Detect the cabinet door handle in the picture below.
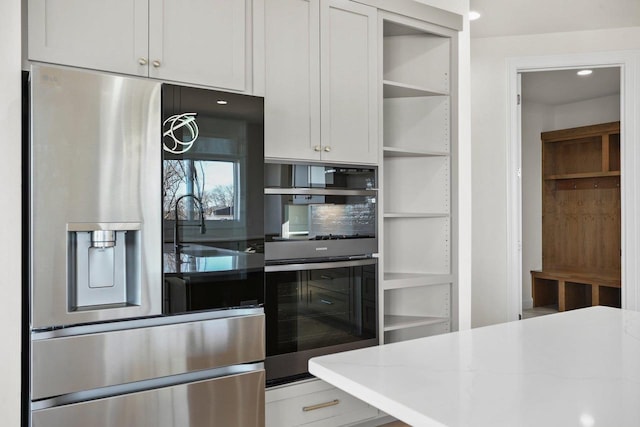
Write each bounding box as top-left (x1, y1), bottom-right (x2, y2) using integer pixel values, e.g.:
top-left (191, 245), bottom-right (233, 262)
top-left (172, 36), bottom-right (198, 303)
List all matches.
top-left (138, 57), bottom-right (148, 66)
top-left (152, 60), bottom-right (162, 68)
top-left (302, 399), bottom-right (340, 412)
top-left (324, 146), bottom-right (332, 152)
top-left (314, 145), bottom-right (321, 152)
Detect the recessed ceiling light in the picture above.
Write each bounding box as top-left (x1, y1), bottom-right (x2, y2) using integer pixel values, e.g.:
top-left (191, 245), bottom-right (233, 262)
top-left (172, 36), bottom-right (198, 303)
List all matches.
top-left (469, 11), bottom-right (481, 21)
top-left (217, 100), bottom-right (228, 105)
top-left (577, 69), bottom-right (593, 76)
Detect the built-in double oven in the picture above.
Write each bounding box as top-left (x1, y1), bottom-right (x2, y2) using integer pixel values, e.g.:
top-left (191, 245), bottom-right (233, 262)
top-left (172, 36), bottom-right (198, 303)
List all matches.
top-left (264, 163), bottom-right (379, 385)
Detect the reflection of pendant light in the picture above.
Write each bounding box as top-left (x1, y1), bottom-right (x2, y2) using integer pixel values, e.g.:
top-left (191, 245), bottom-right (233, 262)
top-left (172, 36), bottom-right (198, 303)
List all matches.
top-left (163, 113), bottom-right (199, 154)
top-left (577, 69), bottom-right (593, 76)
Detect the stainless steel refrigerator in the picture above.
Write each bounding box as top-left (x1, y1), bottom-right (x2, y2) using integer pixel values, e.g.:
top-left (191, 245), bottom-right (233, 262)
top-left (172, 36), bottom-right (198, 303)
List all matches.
top-left (27, 64), bottom-right (265, 427)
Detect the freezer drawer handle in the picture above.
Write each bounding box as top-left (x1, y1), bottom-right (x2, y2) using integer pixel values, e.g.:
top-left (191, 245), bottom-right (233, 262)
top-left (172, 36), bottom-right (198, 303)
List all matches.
top-left (302, 399), bottom-right (340, 412)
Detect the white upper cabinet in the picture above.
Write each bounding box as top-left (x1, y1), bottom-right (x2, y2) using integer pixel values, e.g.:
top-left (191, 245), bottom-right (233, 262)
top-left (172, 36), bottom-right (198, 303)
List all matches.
top-left (148, 0), bottom-right (246, 91)
top-left (28, 0), bottom-right (149, 77)
top-left (28, 0), bottom-right (259, 93)
top-left (264, 0), bottom-right (321, 161)
top-left (264, 0), bottom-right (378, 164)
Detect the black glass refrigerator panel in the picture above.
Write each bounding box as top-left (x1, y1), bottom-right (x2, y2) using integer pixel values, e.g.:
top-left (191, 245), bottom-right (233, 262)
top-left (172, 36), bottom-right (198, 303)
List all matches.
top-left (162, 84), bottom-right (264, 314)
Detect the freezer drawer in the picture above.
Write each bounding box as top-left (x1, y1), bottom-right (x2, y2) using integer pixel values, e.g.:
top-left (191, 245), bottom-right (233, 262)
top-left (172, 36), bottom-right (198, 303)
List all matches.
top-left (32, 314), bottom-right (264, 400)
top-left (32, 369), bottom-right (265, 427)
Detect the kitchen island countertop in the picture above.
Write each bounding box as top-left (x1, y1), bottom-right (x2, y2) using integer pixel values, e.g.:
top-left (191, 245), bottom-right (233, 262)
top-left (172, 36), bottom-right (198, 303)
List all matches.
top-left (309, 306), bottom-right (640, 426)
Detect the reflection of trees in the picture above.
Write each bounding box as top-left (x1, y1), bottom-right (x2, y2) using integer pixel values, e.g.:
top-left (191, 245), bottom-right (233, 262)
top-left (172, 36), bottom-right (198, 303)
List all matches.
top-left (163, 159), bottom-right (235, 220)
top-left (204, 184), bottom-right (234, 215)
top-left (163, 160), bottom-right (188, 219)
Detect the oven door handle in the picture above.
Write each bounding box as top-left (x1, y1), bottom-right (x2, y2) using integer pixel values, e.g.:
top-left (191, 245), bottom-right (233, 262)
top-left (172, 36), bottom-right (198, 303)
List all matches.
top-left (265, 258), bottom-right (376, 272)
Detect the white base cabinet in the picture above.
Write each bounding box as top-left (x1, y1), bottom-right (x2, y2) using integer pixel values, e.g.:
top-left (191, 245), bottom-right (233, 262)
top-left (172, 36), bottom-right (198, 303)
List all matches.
top-left (266, 379), bottom-right (380, 427)
top-left (264, 0), bottom-right (378, 164)
top-left (28, 0), bottom-right (262, 93)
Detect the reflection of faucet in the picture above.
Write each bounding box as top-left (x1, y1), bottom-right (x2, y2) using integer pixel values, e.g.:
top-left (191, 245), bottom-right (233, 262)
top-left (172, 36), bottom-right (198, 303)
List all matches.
top-left (174, 194), bottom-right (206, 253)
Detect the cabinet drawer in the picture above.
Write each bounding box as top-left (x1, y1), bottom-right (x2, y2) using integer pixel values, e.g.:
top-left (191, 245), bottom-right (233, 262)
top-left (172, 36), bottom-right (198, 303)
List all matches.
top-left (33, 369), bottom-right (265, 427)
top-left (266, 379), bottom-right (378, 426)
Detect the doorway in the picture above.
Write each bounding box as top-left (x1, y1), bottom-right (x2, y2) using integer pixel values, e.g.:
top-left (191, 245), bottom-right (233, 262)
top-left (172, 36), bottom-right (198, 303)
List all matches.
top-left (520, 67), bottom-right (621, 318)
top-left (506, 51), bottom-right (640, 321)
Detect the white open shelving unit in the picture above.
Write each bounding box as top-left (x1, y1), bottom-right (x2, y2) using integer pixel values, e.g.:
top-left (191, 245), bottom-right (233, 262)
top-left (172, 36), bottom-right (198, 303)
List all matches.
top-left (378, 14), bottom-right (458, 344)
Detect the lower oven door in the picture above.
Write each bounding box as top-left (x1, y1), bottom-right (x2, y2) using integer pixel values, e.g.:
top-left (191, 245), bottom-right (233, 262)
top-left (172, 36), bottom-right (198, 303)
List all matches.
top-left (265, 258), bottom-right (378, 385)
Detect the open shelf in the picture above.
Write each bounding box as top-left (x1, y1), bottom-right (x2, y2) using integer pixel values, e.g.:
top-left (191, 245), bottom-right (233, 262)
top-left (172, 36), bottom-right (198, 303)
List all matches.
top-left (380, 14), bottom-right (456, 344)
top-left (384, 217), bottom-right (450, 275)
top-left (384, 156), bottom-right (449, 214)
top-left (383, 314), bottom-right (449, 331)
top-left (383, 29), bottom-right (450, 93)
top-left (383, 96), bottom-right (449, 153)
top-left (383, 147), bottom-right (448, 157)
top-left (384, 212), bottom-right (448, 218)
top-left (383, 80), bottom-right (448, 98)
top-left (384, 273), bottom-right (453, 290)
top-left (544, 171), bottom-right (620, 180)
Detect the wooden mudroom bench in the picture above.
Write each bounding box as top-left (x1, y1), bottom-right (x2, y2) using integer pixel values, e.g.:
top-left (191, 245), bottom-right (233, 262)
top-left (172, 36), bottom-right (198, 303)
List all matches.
top-left (531, 270), bottom-right (621, 312)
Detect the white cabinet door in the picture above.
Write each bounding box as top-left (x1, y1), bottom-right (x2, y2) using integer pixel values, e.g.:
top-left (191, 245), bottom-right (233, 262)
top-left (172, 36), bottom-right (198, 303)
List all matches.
top-left (28, 0), bottom-right (148, 77)
top-left (264, 0), bottom-right (321, 161)
top-left (148, 0), bottom-right (248, 91)
top-left (29, 0), bottom-right (255, 92)
top-left (264, 0), bottom-right (377, 165)
top-left (320, 0), bottom-right (378, 165)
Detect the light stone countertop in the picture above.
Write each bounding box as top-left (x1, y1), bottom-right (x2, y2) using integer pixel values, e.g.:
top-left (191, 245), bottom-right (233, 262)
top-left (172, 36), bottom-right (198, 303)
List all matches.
top-left (309, 306), bottom-right (640, 427)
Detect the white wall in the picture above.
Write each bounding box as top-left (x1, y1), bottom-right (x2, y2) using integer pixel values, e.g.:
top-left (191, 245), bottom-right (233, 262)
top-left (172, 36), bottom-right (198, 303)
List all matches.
top-left (417, 0), bottom-right (472, 330)
top-left (0, 0), bottom-right (22, 424)
top-left (552, 94), bottom-right (620, 129)
top-left (520, 101), bottom-right (553, 308)
top-left (520, 94), bottom-right (620, 309)
top-left (471, 27), bottom-right (640, 327)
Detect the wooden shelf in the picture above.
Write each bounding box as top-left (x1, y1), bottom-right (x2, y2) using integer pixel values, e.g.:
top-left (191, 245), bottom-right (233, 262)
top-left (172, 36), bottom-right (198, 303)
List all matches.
top-left (383, 80), bottom-right (448, 98)
top-left (541, 122), bottom-right (621, 283)
top-left (531, 270), bottom-right (621, 311)
top-left (383, 147), bottom-right (448, 157)
top-left (544, 171), bottom-right (620, 180)
top-left (383, 315), bottom-right (449, 331)
top-left (384, 273), bottom-right (453, 290)
top-left (384, 212), bottom-right (448, 219)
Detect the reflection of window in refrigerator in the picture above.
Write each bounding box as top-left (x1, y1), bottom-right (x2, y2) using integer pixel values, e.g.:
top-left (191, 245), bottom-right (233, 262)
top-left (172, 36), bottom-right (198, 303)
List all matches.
top-left (164, 159), bottom-right (238, 221)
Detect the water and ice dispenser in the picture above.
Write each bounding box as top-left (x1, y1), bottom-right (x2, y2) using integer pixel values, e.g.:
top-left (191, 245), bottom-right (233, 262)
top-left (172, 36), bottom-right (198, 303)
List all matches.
top-left (68, 225), bottom-right (142, 310)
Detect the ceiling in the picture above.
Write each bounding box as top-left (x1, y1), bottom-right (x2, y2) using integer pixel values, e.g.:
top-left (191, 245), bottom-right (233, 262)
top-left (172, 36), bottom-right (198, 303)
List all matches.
top-left (521, 67), bottom-right (620, 106)
top-left (469, 0), bottom-right (640, 38)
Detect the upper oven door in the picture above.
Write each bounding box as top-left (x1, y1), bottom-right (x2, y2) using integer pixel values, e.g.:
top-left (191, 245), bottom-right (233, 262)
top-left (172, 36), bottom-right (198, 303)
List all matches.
top-left (264, 163), bottom-right (377, 261)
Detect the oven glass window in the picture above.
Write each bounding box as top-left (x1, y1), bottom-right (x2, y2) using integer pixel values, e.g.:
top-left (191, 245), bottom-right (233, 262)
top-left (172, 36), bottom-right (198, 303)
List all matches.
top-left (266, 263), bottom-right (377, 357)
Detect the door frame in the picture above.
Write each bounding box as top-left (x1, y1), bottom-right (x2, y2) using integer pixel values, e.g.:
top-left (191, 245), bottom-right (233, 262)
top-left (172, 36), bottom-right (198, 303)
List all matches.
top-left (506, 50), bottom-right (640, 320)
